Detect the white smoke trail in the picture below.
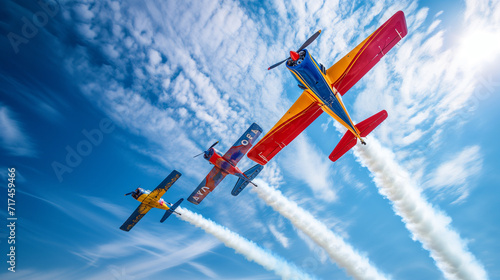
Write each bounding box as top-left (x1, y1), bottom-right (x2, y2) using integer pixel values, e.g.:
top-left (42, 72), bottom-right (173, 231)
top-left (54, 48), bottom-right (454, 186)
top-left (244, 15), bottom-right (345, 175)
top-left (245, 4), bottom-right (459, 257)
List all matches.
top-left (252, 179), bottom-right (388, 280)
top-left (177, 207), bottom-right (316, 280)
top-left (355, 137), bottom-right (487, 280)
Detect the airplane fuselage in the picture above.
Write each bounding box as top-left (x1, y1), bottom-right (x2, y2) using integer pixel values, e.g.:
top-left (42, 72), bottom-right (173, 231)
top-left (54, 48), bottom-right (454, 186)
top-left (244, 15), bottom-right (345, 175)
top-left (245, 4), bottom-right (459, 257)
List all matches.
top-left (205, 148), bottom-right (244, 176)
top-left (131, 188), bottom-right (170, 210)
top-left (286, 49), bottom-right (360, 138)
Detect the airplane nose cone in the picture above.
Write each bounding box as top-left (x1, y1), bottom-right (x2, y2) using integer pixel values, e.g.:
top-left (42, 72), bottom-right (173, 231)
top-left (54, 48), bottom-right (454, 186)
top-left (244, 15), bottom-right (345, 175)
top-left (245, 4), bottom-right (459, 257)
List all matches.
top-left (290, 50), bottom-right (300, 61)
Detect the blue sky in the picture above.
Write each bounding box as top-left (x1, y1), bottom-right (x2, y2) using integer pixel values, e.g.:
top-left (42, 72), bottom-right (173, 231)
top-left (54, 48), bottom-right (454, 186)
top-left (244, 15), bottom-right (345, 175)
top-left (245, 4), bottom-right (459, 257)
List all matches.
top-left (1, 0), bottom-right (499, 279)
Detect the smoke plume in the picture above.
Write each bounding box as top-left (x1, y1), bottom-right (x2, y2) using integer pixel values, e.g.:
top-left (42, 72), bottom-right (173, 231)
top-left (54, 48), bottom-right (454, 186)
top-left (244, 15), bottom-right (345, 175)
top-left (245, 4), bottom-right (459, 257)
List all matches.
top-left (253, 179), bottom-right (388, 280)
top-left (355, 137), bottom-right (487, 280)
top-left (177, 207), bottom-right (316, 280)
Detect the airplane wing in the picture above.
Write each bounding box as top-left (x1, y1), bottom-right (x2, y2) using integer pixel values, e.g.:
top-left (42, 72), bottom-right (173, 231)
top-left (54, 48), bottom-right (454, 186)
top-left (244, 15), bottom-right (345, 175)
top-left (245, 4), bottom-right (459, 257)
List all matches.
top-left (222, 123), bottom-right (263, 166)
top-left (187, 167), bottom-right (227, 205)
top-left (142, 170), bottom-right (181, 204)
top-left (119, 203), bottom-right (152, 232)
top-left (325, 10), bottom-right (408, 96)
top-left (247, 91), bottom-right (323, 165)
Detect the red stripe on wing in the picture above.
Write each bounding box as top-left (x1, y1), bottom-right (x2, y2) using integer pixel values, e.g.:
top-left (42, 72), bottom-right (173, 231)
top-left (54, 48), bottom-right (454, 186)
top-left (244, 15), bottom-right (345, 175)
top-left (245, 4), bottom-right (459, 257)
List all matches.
top-left (327, 11), bottom-right (408, 96)
top-left (248, 93), bottom-right (323, 165)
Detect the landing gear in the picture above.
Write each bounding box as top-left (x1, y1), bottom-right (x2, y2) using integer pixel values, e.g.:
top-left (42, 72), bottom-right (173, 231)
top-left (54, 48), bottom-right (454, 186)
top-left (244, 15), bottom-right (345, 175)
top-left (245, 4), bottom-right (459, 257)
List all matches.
top-left (360, 138), bottom-right (367, 145)
top-left (298, 84), bottom-right (307, 90)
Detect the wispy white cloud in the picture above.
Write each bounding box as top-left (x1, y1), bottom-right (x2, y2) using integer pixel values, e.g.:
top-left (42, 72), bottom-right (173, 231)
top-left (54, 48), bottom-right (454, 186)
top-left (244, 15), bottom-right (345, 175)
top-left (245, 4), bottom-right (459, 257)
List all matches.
top-left (188, 262), bottom-right (219, 279)
top-left (0, 268), bottom-right (78, 280)
top-left (253, 179), bottom-right (388, 280)
top-left (282, 135), bottom-right (337, 202)
top-left (84, 195), bottom-right (130, 218)
top-left (259, 161), bottom-right (284, 187)
top-left (62, 0), bottom-right (288, 180)
top-left (428, 146), bottom-right (482, 204)
top-left (269, 224), bottom-right (290, 248)
top-left (355, 137), bottom-right (487, 280)
top-left (0, 104), bottom-right (36, 157)
top-left (91, 236), bottom-right (220, 279)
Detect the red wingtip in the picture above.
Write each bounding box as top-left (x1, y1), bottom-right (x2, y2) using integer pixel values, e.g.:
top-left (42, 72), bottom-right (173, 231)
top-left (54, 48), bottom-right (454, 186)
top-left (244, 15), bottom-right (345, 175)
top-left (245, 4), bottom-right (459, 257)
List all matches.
top-left (290, 51), bottom-right (300, 61)
top-left (268, 67), bottom-right (271, 70)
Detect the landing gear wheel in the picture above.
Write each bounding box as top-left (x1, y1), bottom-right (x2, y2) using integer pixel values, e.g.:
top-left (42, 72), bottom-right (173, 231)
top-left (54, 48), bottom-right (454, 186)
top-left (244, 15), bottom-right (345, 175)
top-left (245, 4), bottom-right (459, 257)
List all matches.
top-left (320, 64), bottom-right (326, 75)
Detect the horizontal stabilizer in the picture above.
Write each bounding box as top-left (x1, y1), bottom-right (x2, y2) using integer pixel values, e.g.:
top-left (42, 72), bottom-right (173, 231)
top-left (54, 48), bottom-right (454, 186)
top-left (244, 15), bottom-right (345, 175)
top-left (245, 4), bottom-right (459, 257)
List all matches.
top-left (356, 110), bottom-right (388, 137)
top-left (231, 164), bottom-right (264, 196)
top-left (329, 110), bottom-right (387, 162)
top-left (329, 130), bottom-right (357, 162)
top-left (160, 198), bottom-right (183, 223)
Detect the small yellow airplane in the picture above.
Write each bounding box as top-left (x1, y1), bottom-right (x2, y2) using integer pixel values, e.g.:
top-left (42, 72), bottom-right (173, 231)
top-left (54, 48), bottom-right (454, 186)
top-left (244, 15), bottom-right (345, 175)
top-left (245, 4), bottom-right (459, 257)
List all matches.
top-left (120, 170), bottom-right (183, 231)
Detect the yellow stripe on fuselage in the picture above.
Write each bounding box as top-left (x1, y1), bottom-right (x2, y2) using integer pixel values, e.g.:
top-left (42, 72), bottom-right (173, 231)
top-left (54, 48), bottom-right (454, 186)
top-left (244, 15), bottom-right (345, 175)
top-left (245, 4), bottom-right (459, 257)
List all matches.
top-left (307, 52), bottom-right (360, 136)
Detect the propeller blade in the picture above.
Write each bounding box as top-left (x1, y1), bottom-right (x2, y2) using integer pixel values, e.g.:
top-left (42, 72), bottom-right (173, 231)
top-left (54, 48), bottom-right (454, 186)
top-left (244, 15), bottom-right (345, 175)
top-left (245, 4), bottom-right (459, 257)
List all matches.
top-left (267, 30), bottom-right (321, 71)
top-left (297, 30), bottom-right (321, 51)
top-left (268, 57), bottom-right (289, 70)
top-left (209, 141), bottom-right (219, 149)
top-left (193, 151), bottom-right (205, 158)
top-left (124, 192), bottom-right (133, 196)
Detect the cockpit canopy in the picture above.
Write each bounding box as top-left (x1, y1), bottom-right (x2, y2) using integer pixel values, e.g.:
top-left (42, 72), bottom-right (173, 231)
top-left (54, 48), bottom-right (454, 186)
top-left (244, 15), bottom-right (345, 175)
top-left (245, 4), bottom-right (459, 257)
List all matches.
top-left (132, 188), bottom-right (149, 199)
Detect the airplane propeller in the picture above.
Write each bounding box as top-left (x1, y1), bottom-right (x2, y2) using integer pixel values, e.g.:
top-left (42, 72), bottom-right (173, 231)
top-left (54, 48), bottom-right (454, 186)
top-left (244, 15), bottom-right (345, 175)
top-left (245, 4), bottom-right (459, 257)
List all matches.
top-left (193, 152), bottom-right (204, 158)
top-left (125, 184), bottom-right (141, 196)
top-left (193, 141), bottom-right (219, 158)
top-left (268, 30), bottom-right (321, 70)
top-left (208, 141), bottom-right (219, 149)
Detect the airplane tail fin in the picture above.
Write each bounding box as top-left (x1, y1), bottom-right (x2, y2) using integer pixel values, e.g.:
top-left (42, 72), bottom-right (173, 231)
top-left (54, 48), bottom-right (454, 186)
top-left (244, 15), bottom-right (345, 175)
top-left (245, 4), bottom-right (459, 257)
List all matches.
top-left (231, 164), bottom-right (264, 196)
top-left (329, 110), bottom-right (387, 162)
top-left (160, 198), bottom-right (183, 223)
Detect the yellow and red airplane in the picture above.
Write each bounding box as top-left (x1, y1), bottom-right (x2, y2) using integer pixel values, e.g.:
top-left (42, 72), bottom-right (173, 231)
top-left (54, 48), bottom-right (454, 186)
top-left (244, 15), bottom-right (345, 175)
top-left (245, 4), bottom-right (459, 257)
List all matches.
top-left (248, 11), bottom-right (408, 164)
top-left (120, 170), bottom-right (183, 231)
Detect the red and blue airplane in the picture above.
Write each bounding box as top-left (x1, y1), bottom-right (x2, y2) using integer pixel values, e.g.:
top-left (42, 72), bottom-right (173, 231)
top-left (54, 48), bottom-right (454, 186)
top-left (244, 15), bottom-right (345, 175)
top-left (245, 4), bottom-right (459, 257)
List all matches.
top-left (120, 170), bottom-right (184, 231)
top-left (188, 123), bottom-right (264, 205)
top-left (248, 11), bottom-right (408, 164)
